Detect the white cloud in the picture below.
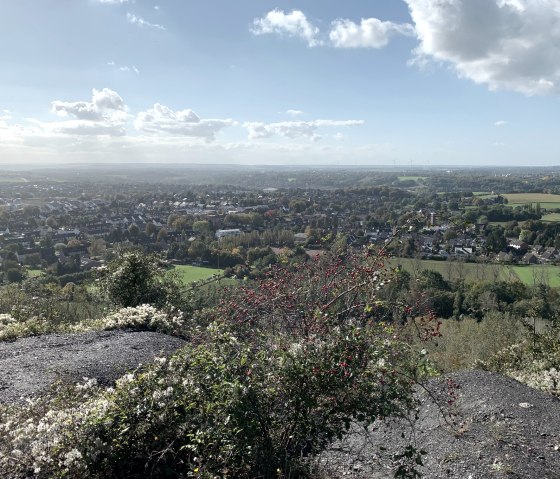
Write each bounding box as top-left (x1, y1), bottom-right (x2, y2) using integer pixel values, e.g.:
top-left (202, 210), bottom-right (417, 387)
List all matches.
top-left (494, 120), bottom-right (507, 127)
top-left (108, 61), bottom-right (139, 74)
top-left (126, 12), bottom-right (165, 30)
top-left (134, 103), bottom-right (234, 141)
top-left (48, 88), bottom-right (127, 136)
top-left (243, 119), bottom-right (364, 141)
top-left (405, 0), bottom-right (560, 95)
top-left (333, 132), bottom-right (347, 141)
top-left (251, 9), bottom-right (321, 47)
top-left (285, 109), bottom-right (305, 117)
top-left (95, 0), bottom-right (129, 3)
top-left (329, 17), bottom-right (414, 49)
top-left (154, 5), bottom-right (160, 11)
top-left (119, 65), bottom-right (140, 74)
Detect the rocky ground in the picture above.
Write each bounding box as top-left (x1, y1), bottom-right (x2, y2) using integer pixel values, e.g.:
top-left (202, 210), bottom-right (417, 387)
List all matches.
top-left (1, 333), bottom-right (559, 478)
top-left (0, 330), bottom-right (185, 404)
top-left (318, 370), bottom-right (560, 478)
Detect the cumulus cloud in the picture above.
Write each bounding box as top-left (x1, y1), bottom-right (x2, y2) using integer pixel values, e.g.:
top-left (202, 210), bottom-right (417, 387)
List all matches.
top-left (243, 119), bottom-right (364, 141)
top-left (252, 10), bottom-right (414, 49)
top-left (134, 103), bottom-right (234, 141)
top-left (251, 9), bottom-right (321, 47)
top-left (405, 0), bottom-right (560, 95)
top-left (329, 17), bottom-right (414, 49)
top-left (126, 12), bottom-right (165, 30)
top-left (48, 88), bottom-right (127, 136)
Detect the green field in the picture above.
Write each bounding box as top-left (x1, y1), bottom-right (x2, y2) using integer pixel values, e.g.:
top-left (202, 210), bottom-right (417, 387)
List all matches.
top-left (173, 265), bottom-right (224, 283)
top-left (397, 176), bottom-right (427, 181)
top-left (510, 265), bottom-right (560, 287)
top-left (390, 258), bottom-right (560, 287)
top-left (26, 268), bottom-right (44, 278)
top-left (541, 213), bottom-right (560, 223)
top-left (503, 193), bottom-right (560, 209)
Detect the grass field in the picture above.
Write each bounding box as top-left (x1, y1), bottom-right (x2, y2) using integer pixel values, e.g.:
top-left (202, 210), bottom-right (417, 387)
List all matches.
top-left (173, 265), bottom-right (224, 284)
top-left (26, 269), bottom-right (44, 278)
top-left (390, 258), bottom-right (560, 287)
top-left (502, 193), bottom-right (560, 209)
top-left (509, 265), bottom-right (560, 287)
top-left (541, 213), bottom-right (560, 223)
top-left (397, 176), bottom-right (427, 181)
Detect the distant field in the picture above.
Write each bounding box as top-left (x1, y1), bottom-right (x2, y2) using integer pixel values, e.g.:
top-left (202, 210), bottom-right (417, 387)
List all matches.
top-left (390, 258), bottom-right (560, 287)
top-left (503, 193), bottom-right (560, 209)
top-left (26, 269), bottom-right (44, 278)
top-left (472, 191), bottom-right (492, 196)
top-left (398, 176), bottom-right (427, 181)
top-left (510, 266), bottom-right (560, 287)
top-left (173, 265), bottom-right (224, 284)
top-left (0, 176), bottom-right (28, 183)
top-left (541, 213), bottom-right (560, 223)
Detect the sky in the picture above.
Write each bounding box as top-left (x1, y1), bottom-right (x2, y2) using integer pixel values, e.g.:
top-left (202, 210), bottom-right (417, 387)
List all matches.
top-left (1, 0), bottom-right (560, 166)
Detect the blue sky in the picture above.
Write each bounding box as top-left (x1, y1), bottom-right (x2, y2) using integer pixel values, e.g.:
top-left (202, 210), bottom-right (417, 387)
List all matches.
top-left (1, 0), bottom-right (559, 166)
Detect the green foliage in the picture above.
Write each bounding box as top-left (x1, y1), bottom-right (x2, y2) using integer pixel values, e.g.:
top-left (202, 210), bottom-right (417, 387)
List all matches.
top-left (100, 250), bottom-right (184, 311)
top-left (480, 315), bottom-right (560, 395)
top-left (0, 250), bottom-right (432, 478)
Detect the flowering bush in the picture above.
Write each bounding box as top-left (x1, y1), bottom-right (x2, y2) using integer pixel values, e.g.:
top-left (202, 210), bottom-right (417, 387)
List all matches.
top-left (479, 317), bottom-right (560, 396)
top-left (0, 249), bottom-right (435, 478)
top-left (99, 304), bottom-right (188, 336)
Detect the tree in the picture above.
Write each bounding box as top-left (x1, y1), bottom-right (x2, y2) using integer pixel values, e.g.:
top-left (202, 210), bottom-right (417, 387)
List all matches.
top-left (145, 222), bottom-right (157, 236)
top-left (127, 223), bottom-right (140, 238)
top-left (88, 238), bottom-right (107, 257)
top-left (192, 220), bottom-right (212, 236)
top-left (156, 228), bottom-right (168, 243)
top-left (100, 250), bottom-right (182, 309)
top-left (46, 216), bottom-right (58, 229)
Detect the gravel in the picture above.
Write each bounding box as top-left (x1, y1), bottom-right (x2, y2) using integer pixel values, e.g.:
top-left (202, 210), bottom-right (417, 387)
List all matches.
top-left (0, 330), bottom-right (186, 404)
top-left (318, 370), bottom-right (560, 478)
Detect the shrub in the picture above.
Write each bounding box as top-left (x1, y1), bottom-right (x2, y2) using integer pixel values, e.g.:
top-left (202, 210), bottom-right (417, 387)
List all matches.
top-left (99, 250), bottom-right (187, 312)
top-left (0, 249), bottom-right (435, 478)
top-left (479, 316), bottom-right (560, 395)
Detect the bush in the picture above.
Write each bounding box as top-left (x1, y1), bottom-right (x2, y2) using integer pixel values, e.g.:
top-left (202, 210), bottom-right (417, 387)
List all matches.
top-left (479, 316), bottom-right (560, 395)
top-left (100, 250), bottom-right (187, 312)
top-left (0, 249), bottom-right (434, 478)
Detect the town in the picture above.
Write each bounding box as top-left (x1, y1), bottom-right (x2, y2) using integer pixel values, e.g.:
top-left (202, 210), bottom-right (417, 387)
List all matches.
top-left (1, 165), bottom-right (560, 287)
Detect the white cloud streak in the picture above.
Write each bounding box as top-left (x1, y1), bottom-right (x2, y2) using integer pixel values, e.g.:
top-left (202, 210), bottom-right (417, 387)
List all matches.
top-left (285, 109), bottom-right (305, 117)
top-left (405, 0), bottom-right (560, 95)
top-left (329, 17), bottom-right (414, 49)
top-left (126, 12), bottom-right (165, 30)
top-left (243, 119), bottom-right (364, 141)
top-left (108, 61), bottom-right (139, 74)
top-left (134, 103), bottom-right (234, 141)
